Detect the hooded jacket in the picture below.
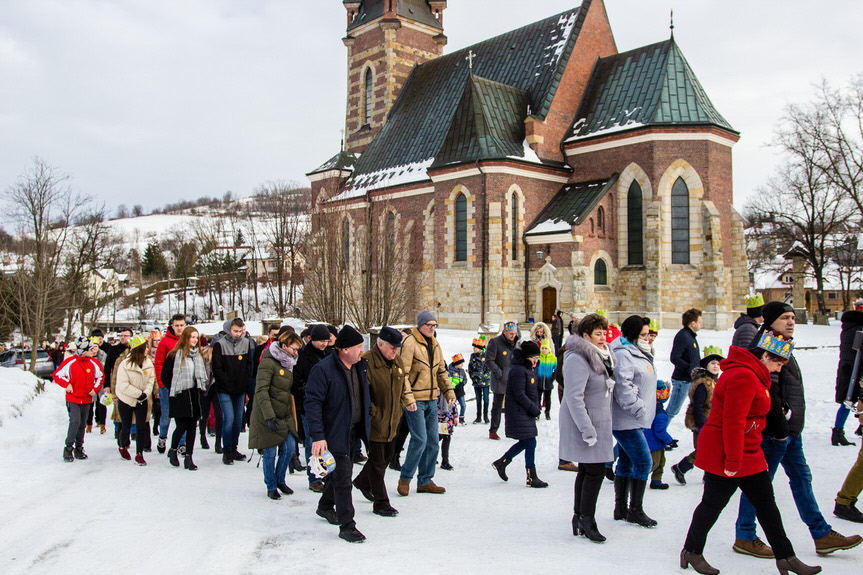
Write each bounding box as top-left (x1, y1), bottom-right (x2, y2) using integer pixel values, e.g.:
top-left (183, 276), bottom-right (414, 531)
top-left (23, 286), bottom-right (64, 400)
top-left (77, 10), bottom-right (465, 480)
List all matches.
top-left (53, 355), bottom-right (104, 404)
top-left (610, 337), bottom-right (657, 431)
top-left (836, 310), bottom-right (863, 404)
top-left (248, 347), bottom-right (298, 450)
top-left (695, 346), bottom-right (771, 477)
top-left (731, 314), bottom-right (760, 349)
top-left (685, 367), bottom-right (716, 431)
top-left (212, 333), bottom-right (253, 395)
top-left (114, 355), bottom-right (156, 408)
top-left (504, 347), bottom-right (541, 440)
top-left (486, 331), bottom-right (520, 395)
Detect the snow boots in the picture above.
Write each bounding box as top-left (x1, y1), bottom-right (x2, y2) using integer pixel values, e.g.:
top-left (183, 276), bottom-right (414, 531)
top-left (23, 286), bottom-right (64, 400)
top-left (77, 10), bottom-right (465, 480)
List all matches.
top-left (168, 448), bottom-right (180, 467)
top-left (832, 428), bottom-right (855, 446)
top-left (63, 446), bottom-right (74, 462)
top-left (73, 447), bottom-right (87, 460)
top-left (626, 479), bottom-right (657, 527)
top-left (200, 434), bottom-right (209, 450)
top-left (526, 467), bottom-right (548, 488)
top-left (492, 455), bottom-right (511, 481)
top-left (613, 475), bottom-right (629, 520)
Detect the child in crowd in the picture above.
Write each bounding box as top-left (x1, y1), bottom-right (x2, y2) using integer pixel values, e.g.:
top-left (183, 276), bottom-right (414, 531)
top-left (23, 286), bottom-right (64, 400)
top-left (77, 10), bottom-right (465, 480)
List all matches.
top-left (468, 336), bottom-right (491, 424)
top-left (530, 322), bottom-right (556, 420)
top-left (53, 336), bottom-right (105, 462)
top-left (438, 389), bottom-right (459, 470)
top-left (644, 380), bottom-right (675, 489)
top-left (448, 354), bottom-right (468, 425)
top-left (671, 346), bottom-right (723, 485)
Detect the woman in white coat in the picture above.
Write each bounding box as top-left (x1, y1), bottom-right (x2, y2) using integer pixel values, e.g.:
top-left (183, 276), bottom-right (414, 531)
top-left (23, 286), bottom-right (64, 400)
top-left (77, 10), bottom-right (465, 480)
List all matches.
top-left (115, 334), bottom-right (157, 465)
top-left (559, 313), bottom-right (615, 542)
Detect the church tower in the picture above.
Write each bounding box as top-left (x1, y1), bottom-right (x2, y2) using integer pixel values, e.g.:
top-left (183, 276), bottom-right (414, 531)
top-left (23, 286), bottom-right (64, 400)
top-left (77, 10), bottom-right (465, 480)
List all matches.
top-left (342, 0), bottom-right (447, 153)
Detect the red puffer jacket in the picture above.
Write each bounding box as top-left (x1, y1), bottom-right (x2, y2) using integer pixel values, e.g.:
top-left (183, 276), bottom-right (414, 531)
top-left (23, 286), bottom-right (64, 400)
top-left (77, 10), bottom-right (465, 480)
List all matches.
top-left (154, 327), bottom-right (180, 388)
top-left (695, 346), bottom-right (772, 477)
top-left (52, 356), bottom-right (104, 404)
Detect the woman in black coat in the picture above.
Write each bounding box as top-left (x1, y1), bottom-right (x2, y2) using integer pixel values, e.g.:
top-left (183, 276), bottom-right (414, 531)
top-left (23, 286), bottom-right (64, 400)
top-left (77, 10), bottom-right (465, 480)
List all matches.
top-left (834, 307), bottom-right (863, 445)
top-left (491, 341), bottom-right (547, 488)
top-left (161, 327), bottom-right (208, 470)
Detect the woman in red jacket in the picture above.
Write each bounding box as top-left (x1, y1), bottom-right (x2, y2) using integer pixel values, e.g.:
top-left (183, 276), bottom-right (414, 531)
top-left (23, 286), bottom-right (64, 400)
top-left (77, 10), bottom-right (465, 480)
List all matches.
top-left (680, 333), bottom-right (820, 575)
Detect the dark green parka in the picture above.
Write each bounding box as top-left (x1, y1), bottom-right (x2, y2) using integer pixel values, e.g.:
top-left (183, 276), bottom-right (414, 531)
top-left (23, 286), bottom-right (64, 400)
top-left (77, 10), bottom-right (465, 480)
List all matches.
top-left (248, 347), bottom-right (298, 450)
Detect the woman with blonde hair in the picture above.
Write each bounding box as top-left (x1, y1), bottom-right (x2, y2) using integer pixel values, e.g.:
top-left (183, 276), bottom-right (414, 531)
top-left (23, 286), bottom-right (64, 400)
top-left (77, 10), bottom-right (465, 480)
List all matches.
top-left (114, 334), bottom-right (157, 465)
top-left (530, 322), bottom-right (556, 420)
top-left (160, 326), bottom-right (208, 470)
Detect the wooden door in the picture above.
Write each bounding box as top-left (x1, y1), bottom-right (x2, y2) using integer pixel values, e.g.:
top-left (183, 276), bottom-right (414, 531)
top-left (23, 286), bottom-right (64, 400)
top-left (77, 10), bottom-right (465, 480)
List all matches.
top-left (542, 287), bottom-right (557, 324)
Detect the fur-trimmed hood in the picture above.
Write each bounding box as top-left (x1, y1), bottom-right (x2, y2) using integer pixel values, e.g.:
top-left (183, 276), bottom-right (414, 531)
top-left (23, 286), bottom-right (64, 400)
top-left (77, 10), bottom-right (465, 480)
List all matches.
top-left (564, 333), bottom-right (607, 375)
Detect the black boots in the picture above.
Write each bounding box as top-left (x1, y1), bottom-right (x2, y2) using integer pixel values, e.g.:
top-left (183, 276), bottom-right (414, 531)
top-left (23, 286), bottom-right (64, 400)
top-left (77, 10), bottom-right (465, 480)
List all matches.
top-left (492, 456), bottom-right (511, 481)
top-left (63, 446), bottom-right (74, 462)
top-left (613, 475), bottom-right (629, 520)
top-left (680, 550), bottom-right (719, 574)
top-left (526, 467), bottom-right (548, 488)
top-left (168, 448), bottom-right (180, 467)
top-left (289, 454), bottom-right (305, 473)
top-left (73, 447), bottom-right (88, 460)
top-left (775, 556), bottom-right (822, 575)
top-left (200, 434), bottom-right (209, 450)
top-left (222, 449), bottom-right (234, 465)
top-left (834, 502), bottom-right (863, 523)
top-left (832, 428), bottom-right (855, 446)
top-left (576, 514), bottom-right (606, 542)
top-left (626, 479), bottom-right (657, 527)
top-left (184, 454), bottom-right (197, 470)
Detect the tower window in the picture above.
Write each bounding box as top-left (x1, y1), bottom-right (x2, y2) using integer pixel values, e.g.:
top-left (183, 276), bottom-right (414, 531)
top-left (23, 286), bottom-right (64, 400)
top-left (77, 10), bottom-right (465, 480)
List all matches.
top-left (511, 193), bottom-right (519, 261)
top-left (671, 176), bottom-right (689, 264)
top-left (627, 181), bottom-right (643, 265)
top-left (364, 68), bottom-right (373, 125)
top-left (342, 219), bottom-right (351, 268)
top-left (594, 259), bottom-right (607, 286)
top-left (455, 193), bottom-right (467, 262)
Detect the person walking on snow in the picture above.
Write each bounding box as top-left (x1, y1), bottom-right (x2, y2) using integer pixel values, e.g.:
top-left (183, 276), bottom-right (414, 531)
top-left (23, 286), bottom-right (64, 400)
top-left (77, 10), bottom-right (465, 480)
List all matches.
top-left (53, 336), bottom-right (104, 462)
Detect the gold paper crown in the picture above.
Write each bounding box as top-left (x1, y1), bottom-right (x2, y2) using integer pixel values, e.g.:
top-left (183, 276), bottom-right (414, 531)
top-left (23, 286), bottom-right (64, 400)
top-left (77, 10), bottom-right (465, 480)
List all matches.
top-left (756, 332), bottom-right (794, 360)
top-left (129, 334), bottom-right (148, 349)
top-left (703, 345), bottom-right (723, 358)
top-left (648, 318), bottom-right (659, 333)
top-left (745, 294), bottom-right (765, 309)
top-left (595, 309), bottom-right (608, 318)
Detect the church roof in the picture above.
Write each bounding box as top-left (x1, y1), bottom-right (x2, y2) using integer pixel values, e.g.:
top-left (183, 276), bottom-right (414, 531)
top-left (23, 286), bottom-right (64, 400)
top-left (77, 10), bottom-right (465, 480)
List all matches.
top-left (346, 0), bottom-right (443, 32)
top-left (432, 74), bottom-right (532, 168)
top-left (307, 150), bottom-right (359, 176)
top-left (567, 39), bottom-right (736, 142)
top-left (337, 2), bottom-right (590, 199)
top-left (525, 175), bottom-right (618, 236)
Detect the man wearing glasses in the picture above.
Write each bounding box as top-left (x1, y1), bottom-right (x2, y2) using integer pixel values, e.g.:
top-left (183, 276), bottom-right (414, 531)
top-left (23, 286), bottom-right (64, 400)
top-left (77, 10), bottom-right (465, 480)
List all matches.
top-left (397, 311), bottom-right (456, 496)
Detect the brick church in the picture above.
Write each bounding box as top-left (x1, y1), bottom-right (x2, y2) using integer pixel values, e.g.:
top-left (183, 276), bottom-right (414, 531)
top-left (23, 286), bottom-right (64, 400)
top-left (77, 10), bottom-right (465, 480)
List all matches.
top-left (307, 0), bottom-right (749, 330)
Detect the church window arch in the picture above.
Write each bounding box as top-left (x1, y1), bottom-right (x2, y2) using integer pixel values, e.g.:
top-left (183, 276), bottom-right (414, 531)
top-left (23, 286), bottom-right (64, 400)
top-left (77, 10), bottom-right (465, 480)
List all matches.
top-left (597, 206), bottom-right (605, 234)
top-left (594, 258), bottom-right (608, 286)
top-left (627, 181), bottom-right (643, 265)
top-left (455, 193), bottom-right (467, 262)
top-left (342, 219), bottom-right (351, 268)
top-left (671, 176), bottom-right (690, 264)
top-left (364, 68), bottom-right (373, 125)
top-left (511, 192), bottom-right (519, 260)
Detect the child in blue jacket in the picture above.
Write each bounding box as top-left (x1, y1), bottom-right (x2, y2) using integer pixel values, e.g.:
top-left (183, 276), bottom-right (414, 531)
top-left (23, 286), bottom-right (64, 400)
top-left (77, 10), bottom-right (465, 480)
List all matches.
top-left (643, 380), bottom-right (675, 489)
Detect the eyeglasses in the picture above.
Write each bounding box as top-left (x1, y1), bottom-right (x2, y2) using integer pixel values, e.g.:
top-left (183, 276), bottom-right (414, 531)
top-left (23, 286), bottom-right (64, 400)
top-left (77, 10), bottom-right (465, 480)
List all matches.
top-left (424, 322), bottom-right (438, 328)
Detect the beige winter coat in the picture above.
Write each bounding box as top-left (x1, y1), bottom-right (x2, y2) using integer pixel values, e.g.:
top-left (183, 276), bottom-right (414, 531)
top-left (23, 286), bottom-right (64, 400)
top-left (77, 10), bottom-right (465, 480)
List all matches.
top-left (400, 327), bottom-right (455, 404)
top-left (115, 356), bottom-right (157, 408)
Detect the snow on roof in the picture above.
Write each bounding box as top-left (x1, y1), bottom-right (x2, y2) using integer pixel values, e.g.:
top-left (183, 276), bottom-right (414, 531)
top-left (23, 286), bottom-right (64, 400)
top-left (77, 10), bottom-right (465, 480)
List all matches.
top-left (328, 158), bottom-right (434, 203)
top-left (566, 108), bottom-right (645, 143)
top-left (543, 12), bottom-right (578, 67)
top-left (508, 140), bottom-right (543, 164)
top-left (526, 218), bottom-right (572, 235)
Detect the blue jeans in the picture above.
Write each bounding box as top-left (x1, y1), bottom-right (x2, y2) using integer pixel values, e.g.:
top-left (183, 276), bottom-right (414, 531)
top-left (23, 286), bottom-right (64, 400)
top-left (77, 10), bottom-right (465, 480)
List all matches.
top-left (158, 386), bottom-right (185, 446)
top-left (400, 399), bottom-right (439, 486)
top-left (217, 392), bottom-right (245, 451)
top-left (836, 403), bottom-right (851, 429)
top-left (262, 433), bottom-right (297, 492)
top-left (457, 396), bottom-right (466, 418)
top-left (736, 434), bottom-right (831, 541)
top-left (301, 414), bottom-right (320, 486)
top-left (666, 379), bottom-right (691, 420)
top-left (474, 386), bottom-right (489, 419)
top-left (613, 429), bottom-right (652, 480)
top-left (504, 437), bottom-right (537, 468)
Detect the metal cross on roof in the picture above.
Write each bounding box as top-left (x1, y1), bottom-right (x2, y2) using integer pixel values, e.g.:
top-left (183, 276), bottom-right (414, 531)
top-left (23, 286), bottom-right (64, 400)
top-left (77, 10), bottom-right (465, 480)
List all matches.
top-left (466, 50), bottom-right (476, 70)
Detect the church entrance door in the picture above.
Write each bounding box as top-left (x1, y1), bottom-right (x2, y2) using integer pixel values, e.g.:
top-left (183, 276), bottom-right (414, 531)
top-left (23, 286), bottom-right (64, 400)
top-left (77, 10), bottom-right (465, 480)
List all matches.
top-left (542, 287), bottom-right (557, 324)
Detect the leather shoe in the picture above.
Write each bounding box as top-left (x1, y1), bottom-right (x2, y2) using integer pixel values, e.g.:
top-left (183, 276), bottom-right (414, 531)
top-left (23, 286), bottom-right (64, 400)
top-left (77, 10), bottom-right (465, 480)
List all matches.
top-left (277, 483), bottom-right (294, 495)
top-left (417, 481), bottom-right (446, 494)
top-left (373, 506), bottom-right (399, 517)
top-left (397, 479), bottom-right (410, 496)
top-left (316, 507), bottom-right (338, 525)
top-left (353, 479), bottom-right (374, 501)
top-left (309, 481), bottom-right (324, 493)
top-left (267, 490), bottom-right (281, 500)
top-left (339, 526), bottom-right (366, 543)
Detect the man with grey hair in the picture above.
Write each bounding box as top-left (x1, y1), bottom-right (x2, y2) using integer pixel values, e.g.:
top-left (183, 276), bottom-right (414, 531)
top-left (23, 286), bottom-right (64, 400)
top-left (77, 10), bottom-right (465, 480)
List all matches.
top-left (397, 310), bottom-right (455, 496)
top-left (486, 321), bottom-right (520, 440)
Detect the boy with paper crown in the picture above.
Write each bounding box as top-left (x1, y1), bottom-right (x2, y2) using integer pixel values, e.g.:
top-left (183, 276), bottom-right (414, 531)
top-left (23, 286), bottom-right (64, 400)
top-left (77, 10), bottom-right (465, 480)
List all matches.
top-left (732, 294), bottom-right (764, 349)
top-left (671, 346), bottom-right (723, 486)
top-left (468, 335), bottom-right (491, 424)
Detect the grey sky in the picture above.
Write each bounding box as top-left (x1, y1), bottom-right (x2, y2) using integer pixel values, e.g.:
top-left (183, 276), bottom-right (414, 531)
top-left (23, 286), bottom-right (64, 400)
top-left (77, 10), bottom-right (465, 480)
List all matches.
top-left (1, 1), bottom-right (861, 214)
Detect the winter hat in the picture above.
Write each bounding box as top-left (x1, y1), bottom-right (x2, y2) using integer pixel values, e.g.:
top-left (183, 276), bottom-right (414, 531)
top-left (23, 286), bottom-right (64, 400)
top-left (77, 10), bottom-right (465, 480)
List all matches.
top-left (472, 335), bottom-right (487, 348)
top-left (762, 301), bottom-right (794, 331)
top-left (656, 380), bottom-right (670, 403)
top-left (855, 298), bottom-right (863, 312)
top-left (378, 326), bottom-right (404, 348)
top-left (520, 340), bottom-right (541, 358)
top-left (451, 353), bottom-right (465, 366)
top-left (745, 294), bottom-right (765, 318)
top-left (74, 336), bottom-right (93, 356)
top-left (335, 324), bottom-right (364, 349)
top-left (129, 334), bottom-right (148, 349)
top-left (90, 328), bottom-right (104, 338)
top-left (648, 318), bottom-right (659, 335)
top-left (326, 325), bottom-right (339, 338)
top-left (310, 324), bottom-right (331, 342)
top-left (700, 345), bottom-right (724, 368)
top-left (417, 310), bottom-right (437, 327)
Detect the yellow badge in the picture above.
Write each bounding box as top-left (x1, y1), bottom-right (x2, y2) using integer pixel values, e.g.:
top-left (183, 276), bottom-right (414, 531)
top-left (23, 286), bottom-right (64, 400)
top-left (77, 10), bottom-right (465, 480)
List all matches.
top-left (398, 367), bottom-right (403, 374)
top-left (279, 369), bottom-right (285, 376)
top-left (85, 368), bottom-right (91, 374)
top-left (143, 370), bottom-right (147, 374)
top-left (766, 390), bottom-right (770, 399)
top-left (238, 355), bottom-right (243, 361)
top-left (693, 343), bottom-right (697, 348)
top-left (647, 365), bottom-right (653, 373)
top-left (530, 378), bottom-right (535, 384)
top-left (502, 351), bottom-right (507, 356)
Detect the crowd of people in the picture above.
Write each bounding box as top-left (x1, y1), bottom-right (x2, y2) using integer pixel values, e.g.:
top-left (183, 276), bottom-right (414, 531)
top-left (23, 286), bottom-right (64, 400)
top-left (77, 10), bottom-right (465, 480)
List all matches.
top-left (47, 299), bottom-right (863, 571)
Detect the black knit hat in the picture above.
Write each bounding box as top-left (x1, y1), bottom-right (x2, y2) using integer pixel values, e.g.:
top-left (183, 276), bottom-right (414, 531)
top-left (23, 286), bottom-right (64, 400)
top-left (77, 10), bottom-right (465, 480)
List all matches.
top-left (310, 324), bottom-right (331, 342)
top-left (762, 301), bottom-right (794, 331)
top-left (520, 340), bottom-right (541, 358)
top-left (335, 324), bottom-right (364, 349)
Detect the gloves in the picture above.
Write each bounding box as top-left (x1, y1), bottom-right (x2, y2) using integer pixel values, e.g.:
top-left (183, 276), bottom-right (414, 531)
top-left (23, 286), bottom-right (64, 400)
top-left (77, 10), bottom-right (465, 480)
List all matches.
top-left (137, 393), bottom-right (148, 403)
top-left (583, 435), bottom-right (597, 447)
top-left (267, 418), bottom-right (279, 433)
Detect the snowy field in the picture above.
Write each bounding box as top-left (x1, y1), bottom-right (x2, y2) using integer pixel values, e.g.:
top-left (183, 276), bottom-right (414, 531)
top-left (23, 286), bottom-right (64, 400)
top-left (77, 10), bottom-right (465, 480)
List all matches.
top-left (1, 322), bottom-right (862, 574)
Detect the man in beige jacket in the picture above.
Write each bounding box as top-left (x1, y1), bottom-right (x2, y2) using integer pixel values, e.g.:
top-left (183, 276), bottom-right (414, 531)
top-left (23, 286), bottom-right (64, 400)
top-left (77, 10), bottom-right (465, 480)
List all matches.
top-left (397, 311), bottom-right (455, 496)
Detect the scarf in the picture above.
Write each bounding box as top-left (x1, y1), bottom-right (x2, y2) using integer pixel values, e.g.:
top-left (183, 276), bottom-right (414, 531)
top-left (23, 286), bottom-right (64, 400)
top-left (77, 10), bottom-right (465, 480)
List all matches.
top-left (268, 341), bottom-right (297, 371)
top-left (592, 343), bottom-right (616, 395)
top-left (170, 347), bottom-right (208, 397)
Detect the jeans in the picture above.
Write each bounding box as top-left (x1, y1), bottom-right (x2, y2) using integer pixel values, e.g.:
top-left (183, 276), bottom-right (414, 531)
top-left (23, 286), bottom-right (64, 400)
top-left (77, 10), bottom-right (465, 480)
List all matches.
top-left (263, 433), bottom-right (297, 492)
top-left (687, 471), bottom-right (794, 559)
top-left (836, 403), bottom-right (851, 429)
top-left (665, 379), bottom-right (691, 420)
top-left (613, 429), bottom-right (652, 481)
top-left (217, 392), bottom-right (245, 451)
top-left (301, 414), bottom-right (319, 486)
top-left (456, 396), bottom-right (466, 418)
top-left (504, 437), bottom-right (537, 468)
top-left (736, 434), bottom-right (831, 541)
top-left (158, 387), bottom-right (186, 446)
top-left (400, 399), bottom-right (439, 486)
top-left (474, 386), bottom-right (489, 420)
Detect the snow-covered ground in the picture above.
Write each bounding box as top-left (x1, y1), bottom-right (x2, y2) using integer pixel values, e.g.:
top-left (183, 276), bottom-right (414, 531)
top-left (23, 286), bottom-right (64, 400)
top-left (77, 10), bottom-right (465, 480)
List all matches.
top-left (1, 323), bottom-right (861, 575)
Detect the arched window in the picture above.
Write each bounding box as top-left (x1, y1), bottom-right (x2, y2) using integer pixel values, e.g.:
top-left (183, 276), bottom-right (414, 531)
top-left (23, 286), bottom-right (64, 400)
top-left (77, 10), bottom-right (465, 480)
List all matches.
top-left (594, 259), bottom-right (607, 286)
top-left (627, 181), bottom-right (643, 265)
top-left (342, 219), bottom-right (351, 268)
top-left (455, 193), bottom-right (467, 262)
top-left (511, 193), bottom-right (519, 261)
top-left (671, 176), bottom-right (689, 264)
top-left (597, 206), bottom-right (605, 234)
top-left (364, 68), bottom-right (373, 125)
top-left (589, 218), bottom-right (594, 235)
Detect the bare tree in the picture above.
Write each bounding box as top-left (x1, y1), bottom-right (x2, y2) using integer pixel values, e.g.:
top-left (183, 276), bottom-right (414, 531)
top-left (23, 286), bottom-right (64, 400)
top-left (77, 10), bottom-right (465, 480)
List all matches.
top-left (303, 206), bottom-right (348, 325)
top-left (62, 206), bottom-right (115, 335)
top-left (2, 159), bottom-right (88, 370)
top-left (832, 224), bottom-right (863, 310)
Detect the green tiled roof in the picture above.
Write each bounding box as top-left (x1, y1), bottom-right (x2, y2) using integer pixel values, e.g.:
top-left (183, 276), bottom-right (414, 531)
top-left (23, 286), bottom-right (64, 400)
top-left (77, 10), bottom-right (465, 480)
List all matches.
top-left (307, 151), bottom-right (359, 176)
top-left (432, 74), bottom-right (531, 168)
top-left (343, 1), bottom-right (590, 193)
top-left (567, 39), bottom-right (736, 141)
top-left (346, 0), bottom-right (443, 32)
top-left (525, 175), bottom-right (618, 236)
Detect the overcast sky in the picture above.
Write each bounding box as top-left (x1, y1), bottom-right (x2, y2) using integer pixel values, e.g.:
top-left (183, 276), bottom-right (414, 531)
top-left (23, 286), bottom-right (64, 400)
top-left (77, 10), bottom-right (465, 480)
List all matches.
top-left (1, 1), bottom-right (862, 215)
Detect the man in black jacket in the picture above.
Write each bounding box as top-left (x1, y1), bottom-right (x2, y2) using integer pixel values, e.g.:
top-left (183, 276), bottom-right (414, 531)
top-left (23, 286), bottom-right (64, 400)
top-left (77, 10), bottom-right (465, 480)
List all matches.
top-left (733, 301), bottom-right (862, 559)
top-left (212, 318), bottom-right (253, 465)
top-left (306, 325), bottom-right (371, 543)
top-left (486, 321), bottom-right (519, 440)
top-left (666, 309), bottom-right (702, 420)
top-left (294, 324), bottom-right (331, 491)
